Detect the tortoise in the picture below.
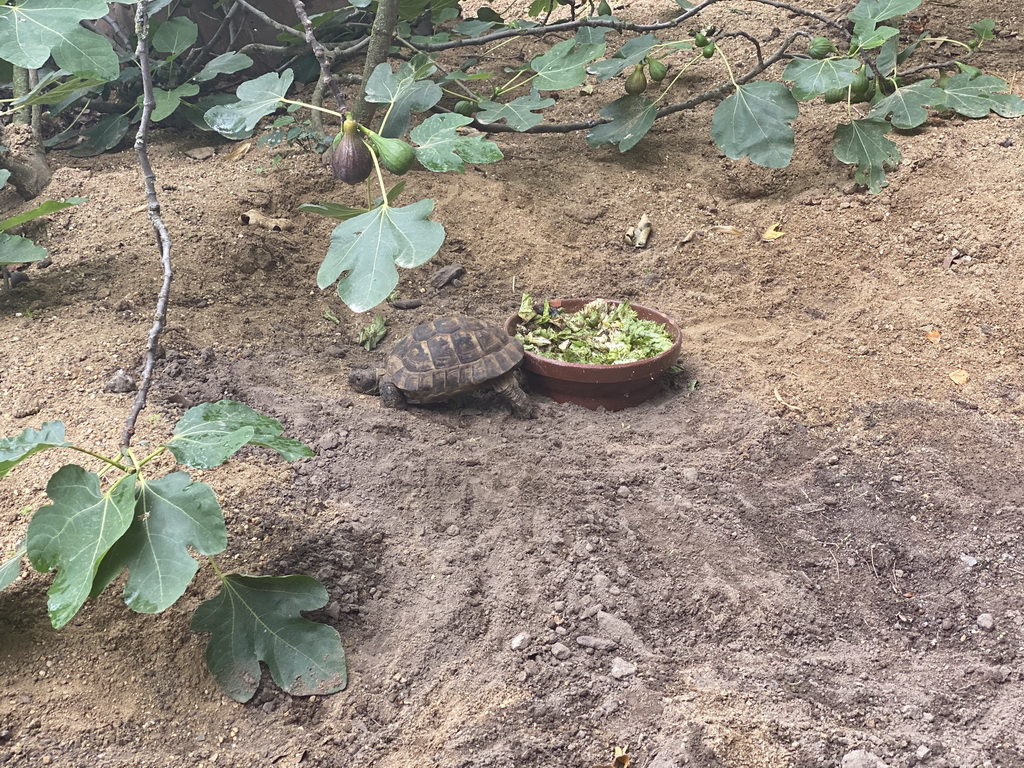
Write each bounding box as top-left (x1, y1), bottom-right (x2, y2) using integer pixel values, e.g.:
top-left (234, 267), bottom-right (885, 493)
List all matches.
top-left (348, 316), bottom-right (536, 418)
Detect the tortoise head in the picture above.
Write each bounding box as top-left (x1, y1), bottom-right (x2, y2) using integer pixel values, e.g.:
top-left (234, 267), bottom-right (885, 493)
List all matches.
top-left (348, 368), bottom-right (384, 395)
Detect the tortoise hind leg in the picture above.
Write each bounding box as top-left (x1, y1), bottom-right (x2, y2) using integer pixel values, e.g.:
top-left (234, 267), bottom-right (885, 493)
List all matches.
top-left (492, 371), bottom-right (536, 419)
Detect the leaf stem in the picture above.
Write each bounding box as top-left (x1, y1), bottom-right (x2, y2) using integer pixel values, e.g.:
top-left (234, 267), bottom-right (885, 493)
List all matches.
top-left (67, 446), bottom-right (131, 473)
top-left (652, 53), bottom-right (704, 107)
top-left (367, 144), bottom-right (389, 209)
top-left (716, 46), bottom-right (738, 88)
top-left (278, 97), bottom-right (344, 120)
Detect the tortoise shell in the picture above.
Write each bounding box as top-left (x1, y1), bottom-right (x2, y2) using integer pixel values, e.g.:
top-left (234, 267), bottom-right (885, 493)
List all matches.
top-left (386, 316), bottom-right (524, 403)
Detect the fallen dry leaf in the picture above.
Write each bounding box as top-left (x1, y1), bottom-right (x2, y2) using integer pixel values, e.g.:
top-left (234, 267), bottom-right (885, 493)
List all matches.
top-left (948, 369), bottom-right (969, 385)
top-left (926, 329), bottom-right (942, 344)
top-left (709, 225), bottom-right (743, 236)
top-left (223, 140), bottom-right (253, 161)
top-left (761, 223), bottom-right (785, 241)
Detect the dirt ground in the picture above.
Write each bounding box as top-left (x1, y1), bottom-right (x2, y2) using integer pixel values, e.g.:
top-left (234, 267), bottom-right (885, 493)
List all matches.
top-left (1, 2), bottom-right (1023, 767)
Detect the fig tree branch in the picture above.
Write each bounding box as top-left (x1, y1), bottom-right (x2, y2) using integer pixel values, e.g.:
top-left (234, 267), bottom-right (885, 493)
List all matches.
top-left (121, 2), bottom-right (174, 452)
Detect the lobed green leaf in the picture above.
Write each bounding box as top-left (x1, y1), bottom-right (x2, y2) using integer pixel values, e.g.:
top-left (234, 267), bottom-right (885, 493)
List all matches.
top-left (0, 0), bottom-right (118, 80)
top-left (410, 114), bottom-right (504, 172)
top-left (91, 473), bottom-right (227, 614)
top-left (869, 80), bottom-right (945, 129)
top-left (152, 16), bottom-right (198, 57)
top-left (833, 118), bottom-right (901, 193)
top-left (193, 52), bottom-right (254, 83)
top-left (26, 466), bottom-right (137, 628)
top-left (476, 89), bottom-right (555, 131)
top-left (587, 34), bottom-right (659, 81)
top-left (1, 543), bottom-right (26, 592)
top-left (529, 38), bottom-right (606, 91)
top-left (69, 112), bottom-right (132, 157)
top-left (365, 56), bottom-right (443, 138)
top-left (166, 400), bottom-right (313, 469)
top-left (711, 82), bottom-right (799, 169)
top-left (205, 71), bottom-right (294, 140)
top-left (191, 574), bottom-right (348, 702)
top-left (940, 72), bottom-right (1024, 119)
top-left (317, 201), bottom-right (445, 313)
top-left (783, 57), bottom-right (861, 101)
top-left (0, 422), bottom-right (68, 477)
top-left (586, 94), bottom-right (657, 153)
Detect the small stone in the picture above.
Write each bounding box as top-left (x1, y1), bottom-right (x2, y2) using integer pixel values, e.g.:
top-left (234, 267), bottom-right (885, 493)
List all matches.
top-left (681, 467), bottom-right (699, 482)
top-left (976, 613), bottom-right (995, 630)
top-left (510, 633), bottom-right (532, 651)
top-left (923, 712), bottom-right (935, 723)
top-left (550, 642), bottom-right (571, 660)
top-left (446, 525), bottom-right (460, 536)
top-left (609, 657), bottom-right (636, 680)
top-left (616, 485), bottom-right (631, 498)
top-left (596, 611), bottom-right (641, 648)
top-left (593, 574), bottom-right (612, 590)
top-left (916, 745), bottom-right (931, 760)
top-left (103, 369), bottom-right (136, 393)
top-left (317, 432), bottom-right (342, 451)
top-left (430, 263), bottom-right (466, 290)
top-left (841, 749), bottom-right (889, 768)
top-left (960, 554), bottom-right (978, 567)
top-left (184, 146), bottom-right (216, 160)
top-left (576, 635), bottom-right (618, 651)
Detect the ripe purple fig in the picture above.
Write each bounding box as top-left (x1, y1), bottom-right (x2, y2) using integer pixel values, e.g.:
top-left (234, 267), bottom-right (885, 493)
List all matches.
top-left (330, 119), bottom-right (373, 185)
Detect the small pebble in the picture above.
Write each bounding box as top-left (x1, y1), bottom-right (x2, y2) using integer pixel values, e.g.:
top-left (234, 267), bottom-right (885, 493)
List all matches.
top-left (916, 745), bottom-right (931, 760)
top-left (609, 657), bottom-right (636, 680)
top-left (550, 642), bottom-right (571, 660)
top-left (103, 369), bottom-right (136, 394)
top-left (616, 485), bottom-right (631, 498)
top-left (840, 749), bottom-right (889, 768)
top-left (960, 554), bottom-right (978, 567)
top-left (576, 635), bottom-right (618, 651)
top-left (923, 712), bottom-right (935, 723)
top-left (976, 613), bottom-right (995, 630)
top-left (510, 633), bottom-right (532, 651)
top-left (593, 574), bottom-right (612, 590)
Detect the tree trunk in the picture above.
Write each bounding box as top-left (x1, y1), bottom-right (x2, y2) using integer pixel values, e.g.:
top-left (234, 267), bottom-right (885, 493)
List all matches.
top-left (0, 123), bottom-right (52, 200)
top-left (351, 0), bottom-right (401, 126)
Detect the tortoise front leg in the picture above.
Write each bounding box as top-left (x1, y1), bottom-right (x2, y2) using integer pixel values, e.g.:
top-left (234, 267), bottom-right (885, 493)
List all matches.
top-left (493, 371), bottom-right (536, 419)
top-left (379, 380), bottom-right (407, 410)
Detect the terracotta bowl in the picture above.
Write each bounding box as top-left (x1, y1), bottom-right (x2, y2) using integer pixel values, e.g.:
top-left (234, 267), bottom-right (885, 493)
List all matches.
top-left (505, 299), bottom-right (682, 411)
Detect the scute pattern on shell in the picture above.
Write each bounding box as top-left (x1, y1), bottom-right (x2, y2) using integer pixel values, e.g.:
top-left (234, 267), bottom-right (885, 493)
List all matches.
top-left (385, 316), bottom-right (524, 402)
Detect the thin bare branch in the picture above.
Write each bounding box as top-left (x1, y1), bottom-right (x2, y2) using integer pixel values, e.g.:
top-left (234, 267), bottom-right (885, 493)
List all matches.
top-left (290, 0), bottom-right (348, 113)
top-left (233, 0), bottom-right (302, 39)
top-left (470, 32), bottom-right (802, 135)
top-left (181, 0), bottom-right (244, 81)
top-left (121, 3), bottom-right (175, 452)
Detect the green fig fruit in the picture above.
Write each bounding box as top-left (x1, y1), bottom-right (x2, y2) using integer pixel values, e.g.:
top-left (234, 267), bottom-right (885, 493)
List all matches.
top-left (702, 43), bottom-right (716, 58)
top-left (331, 119), bottom-right (373, 185)
top-left (693, 32), bottom-right (709, 47)
top-left (823, 87), bottom-right (847, 103)
top-left (361, 128), bottom-right (416, 176)
top-left (648, 58), bottom-right (668, 82)
top-left (625, 65), bottom-right (647, 95)
top-left (807, 37), bottom-right (837, 59)
top-left (597, 0), bottom-right (612, 16)
top-left (850, 66), bottom-right (870, 97)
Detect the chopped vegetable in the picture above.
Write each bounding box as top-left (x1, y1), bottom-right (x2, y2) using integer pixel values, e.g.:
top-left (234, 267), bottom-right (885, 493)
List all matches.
top-left (515, 295), bottom-right (674, 365)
